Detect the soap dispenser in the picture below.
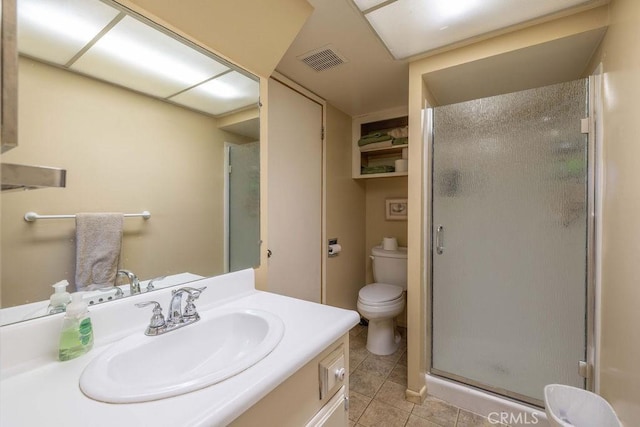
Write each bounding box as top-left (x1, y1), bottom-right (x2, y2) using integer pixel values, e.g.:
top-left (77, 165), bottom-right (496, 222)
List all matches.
top-left (47, 280), bottom-right (71, 314)
top-left (58, 293), bottom-right (94, 361)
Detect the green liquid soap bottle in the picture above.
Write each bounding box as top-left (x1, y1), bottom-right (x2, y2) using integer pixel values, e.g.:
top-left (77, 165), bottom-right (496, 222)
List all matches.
top-left (58, 293), bottom-right (94, 361)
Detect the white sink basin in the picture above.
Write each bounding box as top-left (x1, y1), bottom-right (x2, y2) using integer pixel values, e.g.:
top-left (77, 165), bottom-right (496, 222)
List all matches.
top-left (80, 307), bottom-right (284, 403)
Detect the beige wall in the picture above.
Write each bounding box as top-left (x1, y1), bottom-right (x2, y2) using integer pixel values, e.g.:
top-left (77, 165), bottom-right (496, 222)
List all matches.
top-left (325, 105), bottom-right (365, 310)
top-left (365, 177), bottom-right (409, 327)
top-left (1, 58), bottom-right (251, 307)
top-left (325, 105), bottom-right (408, 313)
top-left (589, 0), bottom-right (640, 422)
top-left (365, 178), bottom-right (408, 284)
top-left (406, 6), bottom-right (610, 402)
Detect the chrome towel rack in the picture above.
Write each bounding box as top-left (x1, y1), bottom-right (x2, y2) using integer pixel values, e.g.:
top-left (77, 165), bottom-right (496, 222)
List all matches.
top-left (24, 211), bottom-right (151, 222)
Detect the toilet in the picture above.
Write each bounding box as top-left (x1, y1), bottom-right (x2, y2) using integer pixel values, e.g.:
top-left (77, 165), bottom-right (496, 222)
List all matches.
top-left (357, 245), bottom-right (407, 355)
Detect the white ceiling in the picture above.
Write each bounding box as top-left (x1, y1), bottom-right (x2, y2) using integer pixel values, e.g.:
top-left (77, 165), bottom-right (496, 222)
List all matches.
top-left (276, 0), bottom-right (409, 117)
top-left (276, 0), bottom-right (608, 117)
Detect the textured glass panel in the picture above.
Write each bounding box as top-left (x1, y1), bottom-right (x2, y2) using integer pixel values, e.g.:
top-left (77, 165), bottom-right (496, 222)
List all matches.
top-left (229, 142), bottom-right (260, 271)
top-left (431, 79), bottom-right (588, 403)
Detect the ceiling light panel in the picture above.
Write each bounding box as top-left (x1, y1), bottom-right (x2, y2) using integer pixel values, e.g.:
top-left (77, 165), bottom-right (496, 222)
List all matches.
top-left (353, 0), bottom-right (393, 11)
top-left (169, 71), bottom-right (259, 116)
top-left (71, 16), bottom-right (230, 98)
top-left (18, 0), bottom-right (119, 65)
top-left (363, 0), bottom-right (596, 59)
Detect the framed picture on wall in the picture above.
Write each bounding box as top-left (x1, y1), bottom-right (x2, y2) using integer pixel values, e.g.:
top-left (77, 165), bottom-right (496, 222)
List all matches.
top-left (385, 198), bottom-right (407, 221)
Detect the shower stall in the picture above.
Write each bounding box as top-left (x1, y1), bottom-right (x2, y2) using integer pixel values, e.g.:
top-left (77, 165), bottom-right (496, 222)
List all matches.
top-left (429, 79), bottom-right (594, 407)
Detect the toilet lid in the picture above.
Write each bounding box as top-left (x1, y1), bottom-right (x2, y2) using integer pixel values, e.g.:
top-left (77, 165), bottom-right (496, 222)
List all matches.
top-left (359, 283), bottom-right (403, 303)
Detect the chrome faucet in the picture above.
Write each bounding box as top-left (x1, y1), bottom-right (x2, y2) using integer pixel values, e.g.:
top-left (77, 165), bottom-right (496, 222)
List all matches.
top-left (117, 269), bottom-right (141, 295)
top-left (136, 286), bottom-right (206, 336)
top-left (167, 286), bottom-right (206, 325)
top-left (134, 301), bottom-right (166, 335)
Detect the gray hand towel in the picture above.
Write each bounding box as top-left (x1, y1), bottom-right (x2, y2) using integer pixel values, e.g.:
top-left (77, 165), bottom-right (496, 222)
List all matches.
top-left (75, 213), bottom-right (124, 291)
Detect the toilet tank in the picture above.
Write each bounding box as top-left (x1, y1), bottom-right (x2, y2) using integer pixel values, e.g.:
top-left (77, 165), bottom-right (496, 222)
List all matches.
top-left (371, 246), bottom-right (408, 289)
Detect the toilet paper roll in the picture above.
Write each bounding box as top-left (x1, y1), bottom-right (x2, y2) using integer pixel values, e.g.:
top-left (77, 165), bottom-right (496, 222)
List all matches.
top-left (328, 244), bottom-right (342, 255)
top-left (382, 237), bottom-right (398, 251)
top-left (395, 159), bottom-right (408, 172)
top-left (402, 147), bottom-right (408, 160)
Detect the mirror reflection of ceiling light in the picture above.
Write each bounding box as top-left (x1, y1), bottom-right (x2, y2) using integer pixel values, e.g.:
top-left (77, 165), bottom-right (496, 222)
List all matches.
top-left (20, 2), bottom-right (105, 42)
top-left (17, 0), bottom-right (259, 115)
top-left (354, 0), bottom-right (599, 59)
top-left (71, 16), bottom-right (230, 96)
top-left (87, 29), bottom-right (216, 85)
top-left (198, 78), bottom-right (238, 99)
top-left (170, 71), bottom-right (260, 116)
top-left (18, 0), bottom-right (119, 64)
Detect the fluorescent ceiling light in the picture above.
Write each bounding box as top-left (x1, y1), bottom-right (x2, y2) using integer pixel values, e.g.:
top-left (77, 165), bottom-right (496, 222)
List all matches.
top-left (17, 0), bottom-right (258, 116)
top-left (432, 0), bottom-right (481, 21)
top-left (197, 78), bottom-right (239, 99)
top-left (170, 71), bottom-right (259, 116)
top-left (360, 0), bottom-right (598, 59)
top-left (353, 0), bottom-right (391, 11)
top-left (71, 16), bottom-right (230, 98)
top-left (18, 0), bottom-right (119, 64)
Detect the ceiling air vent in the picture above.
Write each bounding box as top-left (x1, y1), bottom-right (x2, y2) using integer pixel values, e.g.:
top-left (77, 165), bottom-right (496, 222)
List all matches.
top-left (298, 45), bottom-right (348, 72)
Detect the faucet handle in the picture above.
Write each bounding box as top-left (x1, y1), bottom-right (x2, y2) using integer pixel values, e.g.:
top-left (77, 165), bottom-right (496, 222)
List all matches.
top-left (172, 286), bottom-right (207, 297)
top-left (146, 276), bottom-right (166, 292)
top-left (181, 287), bottom-right (207, 320)
top-left (99, 285), bottom-right (124, 299)
top-left (192, 286), bottom-right (207, 297)
top-left (135, 301), bottom-right (166, 335)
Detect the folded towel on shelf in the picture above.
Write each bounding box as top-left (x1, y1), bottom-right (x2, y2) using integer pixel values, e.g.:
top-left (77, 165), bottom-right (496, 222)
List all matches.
top-left (361, 165), bottom-right (395, 174)
top-left (358, 132), bottom-right (393, 146)
top-left (75, 213), bottom-right (124, 291)
top-left (392, 136), bottom-right (409, 146)
top-left (360, 140), bottom-right (393, 151)
top-left (388, 126), bottom-right (408, 139)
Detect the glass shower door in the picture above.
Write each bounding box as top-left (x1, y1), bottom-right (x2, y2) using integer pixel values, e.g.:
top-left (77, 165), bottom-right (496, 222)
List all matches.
top-left (228, 141), bottom-right (260, 271)
top-left (431, 80), bottom-right (588, 405)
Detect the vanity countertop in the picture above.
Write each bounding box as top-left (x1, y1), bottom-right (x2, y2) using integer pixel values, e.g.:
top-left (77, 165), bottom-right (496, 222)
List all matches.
top-left (0, 269), bottom-right (360, 426)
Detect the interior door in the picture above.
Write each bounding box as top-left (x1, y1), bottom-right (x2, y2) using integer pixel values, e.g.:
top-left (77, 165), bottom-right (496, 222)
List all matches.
top-left (267, 78), bottom-right (323, 303)
top-left (431, 79), bottom-right (589, 404)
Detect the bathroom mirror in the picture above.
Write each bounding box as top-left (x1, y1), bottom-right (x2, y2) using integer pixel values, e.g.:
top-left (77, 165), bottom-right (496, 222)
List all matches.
top-left (0, 0), bottom-right (261, 324)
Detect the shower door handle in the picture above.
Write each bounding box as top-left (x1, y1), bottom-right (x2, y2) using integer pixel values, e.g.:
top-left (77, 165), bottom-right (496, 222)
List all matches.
top-left (436, 225), bottom-right (444, 254)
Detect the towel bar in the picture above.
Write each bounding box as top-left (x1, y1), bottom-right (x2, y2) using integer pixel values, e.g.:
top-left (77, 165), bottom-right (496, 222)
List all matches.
top-left (24, 211), bottom-right (151, 222)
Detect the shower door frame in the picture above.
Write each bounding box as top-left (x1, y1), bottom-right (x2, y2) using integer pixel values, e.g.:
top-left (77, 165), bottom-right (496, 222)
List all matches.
top-left (426, 77), bottom-right (598, 407)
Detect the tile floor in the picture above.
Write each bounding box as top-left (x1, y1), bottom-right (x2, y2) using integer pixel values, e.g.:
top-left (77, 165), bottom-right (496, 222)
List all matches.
top-left (348, 324), bottom-right (505, 427)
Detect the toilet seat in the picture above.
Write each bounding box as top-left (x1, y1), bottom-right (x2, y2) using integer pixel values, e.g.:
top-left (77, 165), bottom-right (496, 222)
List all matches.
top-left (358, 283), bottom-right (403, 305)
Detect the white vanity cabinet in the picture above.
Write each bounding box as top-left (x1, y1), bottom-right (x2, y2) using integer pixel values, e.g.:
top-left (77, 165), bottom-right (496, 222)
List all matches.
top-left (0, 270), bottom-right (359, 427)
top-left (231, 334), bottom-right (349, 427)
top-left (305, 386), bottom-right (348, 427)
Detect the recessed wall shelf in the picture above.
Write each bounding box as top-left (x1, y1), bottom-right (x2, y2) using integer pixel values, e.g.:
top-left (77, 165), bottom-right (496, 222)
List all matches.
top-left (352, 106), bottom-right (409, 179)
